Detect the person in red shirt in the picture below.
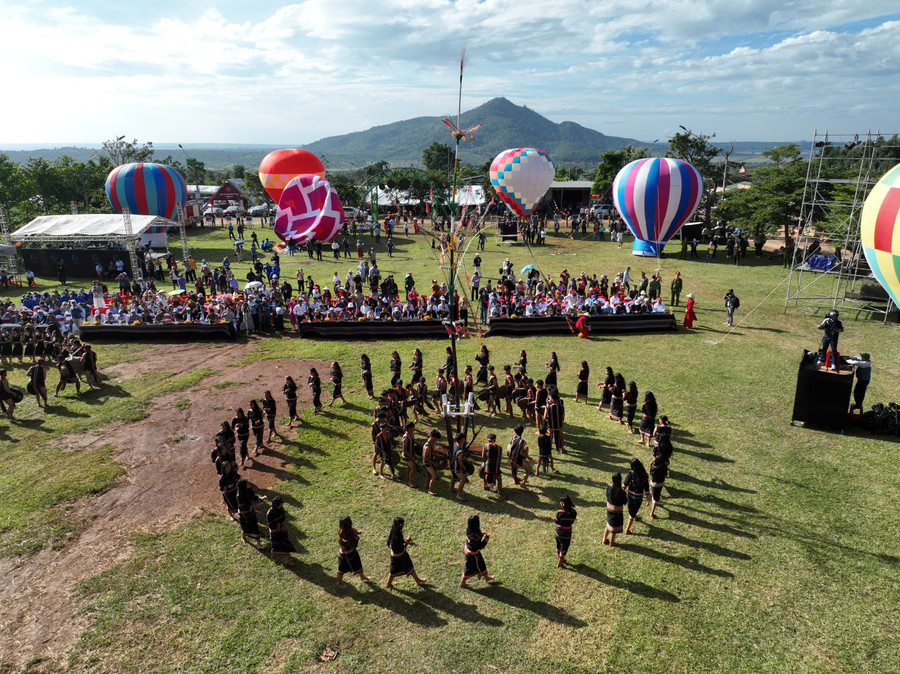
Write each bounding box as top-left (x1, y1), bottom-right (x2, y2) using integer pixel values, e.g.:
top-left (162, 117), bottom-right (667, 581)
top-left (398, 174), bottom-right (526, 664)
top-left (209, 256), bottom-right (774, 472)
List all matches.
top-left (683, 293), bottom-right (697, 328)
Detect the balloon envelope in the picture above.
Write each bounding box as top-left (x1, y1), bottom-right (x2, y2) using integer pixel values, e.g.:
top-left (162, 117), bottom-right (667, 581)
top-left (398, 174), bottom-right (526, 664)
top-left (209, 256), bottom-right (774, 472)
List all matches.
top-left (861, 162), bottom-right (900, 306)
top-left (259, 149), bottom-right (325, 203)
top-left (612, 158), bottom-right (703, 257)
top-left (105, 162), bottom-right (187, 223)
top-left (274, 174), bottom-right (344, 245)
top-left (489, 148), bottom-right (555, 217)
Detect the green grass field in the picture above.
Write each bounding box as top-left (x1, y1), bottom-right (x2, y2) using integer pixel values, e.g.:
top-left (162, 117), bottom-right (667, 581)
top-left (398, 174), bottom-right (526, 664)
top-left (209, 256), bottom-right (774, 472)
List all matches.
top-left (2, 222), bottom-right (898, 673)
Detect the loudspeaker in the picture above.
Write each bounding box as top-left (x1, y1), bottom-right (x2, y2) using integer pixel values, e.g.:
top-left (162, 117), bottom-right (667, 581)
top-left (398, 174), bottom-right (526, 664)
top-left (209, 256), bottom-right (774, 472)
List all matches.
top-left (792, 350), bottom-right (853, 429)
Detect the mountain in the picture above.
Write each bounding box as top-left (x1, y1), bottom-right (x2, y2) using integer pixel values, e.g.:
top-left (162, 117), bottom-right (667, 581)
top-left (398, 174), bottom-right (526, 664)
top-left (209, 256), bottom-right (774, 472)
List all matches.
top-left (302, 97), bottom-right (662, 168)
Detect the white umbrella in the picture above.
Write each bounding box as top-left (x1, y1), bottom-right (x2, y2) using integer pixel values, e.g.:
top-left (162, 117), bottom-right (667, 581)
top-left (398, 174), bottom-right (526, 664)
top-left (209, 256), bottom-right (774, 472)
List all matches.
top-left (244, 281), bottom-right (263, 290)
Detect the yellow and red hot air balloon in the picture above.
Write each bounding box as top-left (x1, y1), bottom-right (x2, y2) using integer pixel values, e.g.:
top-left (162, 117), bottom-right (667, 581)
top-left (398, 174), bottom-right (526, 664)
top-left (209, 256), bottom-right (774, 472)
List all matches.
top-left (861, 163), bottom-right (900, 306)
top-left (258, 149), bottom-right (325, 203)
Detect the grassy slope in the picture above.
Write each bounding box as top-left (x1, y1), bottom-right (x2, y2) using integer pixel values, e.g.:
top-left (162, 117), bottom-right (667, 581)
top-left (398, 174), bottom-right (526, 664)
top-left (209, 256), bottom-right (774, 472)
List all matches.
top-left (4, 224), bottom-right (899, 672)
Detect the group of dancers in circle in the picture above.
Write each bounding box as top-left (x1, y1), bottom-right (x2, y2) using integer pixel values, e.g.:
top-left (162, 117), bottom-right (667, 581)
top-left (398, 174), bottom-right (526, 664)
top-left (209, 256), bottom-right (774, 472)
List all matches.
top-left (209, 343), bottom-right (677, 583)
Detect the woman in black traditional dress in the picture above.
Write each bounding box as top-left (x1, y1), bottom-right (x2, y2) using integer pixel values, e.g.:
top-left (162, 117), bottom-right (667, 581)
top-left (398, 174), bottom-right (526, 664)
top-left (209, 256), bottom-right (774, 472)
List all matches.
top-left (236, 478), bottom-right (267, 547)
top-left (482, 433), bottom-right (504, 500)
top-left (360, 354), bottom-right (374, 399)
top-left (623, 381), bottom-right (639, 433)
top-left (649, 452), bottom-right (668, 519)
top-left (653, 415), bottom-right (673, 463)
top-left (608, 373), bottom-right (626, 422)
top-left (327, 361), bottom-right (347, 406)
top-left (266, 496), bottom-right (296, 565)
top-left (218, 460), bottom-right (239, 519)
top-left (544, 351), bottom-right (560, 388)
top-left (518, 349), bottom-right (528, 375)
top-left (573, 361), bottom-right (589, 405)
top-left (536, 423), bottom-right (554, 475)
top-left (596, 366), bottom-right (614, 411)
top-left (283, 376), bottom-right (299, 427)
top-left (11, 328), bottom-right (23, 363)
top-left (422, 428), bottom-right (443, 496)
top-left (336, 516), bottom-right (370, 587)
top-left (601, 473), bottom-right (627, 547)
top-left (23, 327), bottom-right (35, 363)
top-left (460, 514), bottom-right (494, 588)
top-left (638, 391), bottom-right (658, 446)
top-left (623, 458), bottom-right (650, 535)
top-left (474, 344), bottom-right (490, 385)
top-left (231, 407), bottom-right (251, 466)
top-left (554, 495), bottom-right (577, 568)
top-left (262, 390), bottom-right (277, 443)
top-left (401, 421), bottom-right (418, 487)
top-left (308, 367), bottom-right (323, 413)
top-left (389, 351), bottom-right (402, 387)
top-left (0, 329), bottom-right (12, 364)
top-left (385, 517), bottom-right (427, 589)
top-left (409, 348), bottom-right (424, 383)
top-left (248, 399), bottom-right (266, 455)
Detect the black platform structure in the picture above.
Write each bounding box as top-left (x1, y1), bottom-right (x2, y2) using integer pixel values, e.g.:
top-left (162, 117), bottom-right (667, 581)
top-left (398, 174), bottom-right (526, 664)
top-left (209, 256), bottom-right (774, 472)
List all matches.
top-left (79, 322), bottom-right (236, 341)
top-left (298, 320), bottom-right (449, 340)
top-left (484, 312), bottom-right (677, 337)
top-left (791, 349), bottom-right (854, 430)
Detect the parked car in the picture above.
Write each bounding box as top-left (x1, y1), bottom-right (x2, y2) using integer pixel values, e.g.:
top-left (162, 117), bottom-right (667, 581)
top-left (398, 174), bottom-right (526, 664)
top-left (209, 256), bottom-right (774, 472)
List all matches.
top-left (248, 204), bottom-right (268, 216)
top-left (592, 204), bottom-right (615, 218)
top-left (203, 206), bottom-right (224, 217)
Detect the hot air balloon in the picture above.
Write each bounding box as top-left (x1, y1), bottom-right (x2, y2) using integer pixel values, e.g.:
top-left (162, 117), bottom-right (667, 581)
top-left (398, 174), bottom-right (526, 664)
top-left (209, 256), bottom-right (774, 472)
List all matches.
top-left (489, 148), bottom-right (555, 217)
top-left (612, 158), bottom-right (703, 257)
top-left (105, 162), bottom-right (187, 222)
top-left (259, 149), bottom-right (325, 203)
top-left (274, 174), bottom-right (344, 245)
top-left (861, 163), bottom-right (900, 306)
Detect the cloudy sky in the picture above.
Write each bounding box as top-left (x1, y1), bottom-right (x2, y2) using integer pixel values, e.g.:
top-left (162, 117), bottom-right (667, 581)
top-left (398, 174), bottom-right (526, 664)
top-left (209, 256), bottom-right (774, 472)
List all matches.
top-left (1, 0), bottom-right (897, 146)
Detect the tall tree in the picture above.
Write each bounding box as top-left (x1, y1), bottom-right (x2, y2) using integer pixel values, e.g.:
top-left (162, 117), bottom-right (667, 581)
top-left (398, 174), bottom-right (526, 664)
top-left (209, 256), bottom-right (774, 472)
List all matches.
top-left (102, 137), bottom-right (154, 166)
top-left (667, 129), bottom-right (723, 224)
top-left (591, 145), bottom-right (649, 202)
top-left (422, 142), bottom-right (453, 175)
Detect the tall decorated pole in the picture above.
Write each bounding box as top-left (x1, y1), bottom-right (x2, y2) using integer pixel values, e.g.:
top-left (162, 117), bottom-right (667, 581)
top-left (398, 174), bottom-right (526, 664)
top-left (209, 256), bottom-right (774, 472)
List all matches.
top-left (441, 48), bottom-right (482, 442)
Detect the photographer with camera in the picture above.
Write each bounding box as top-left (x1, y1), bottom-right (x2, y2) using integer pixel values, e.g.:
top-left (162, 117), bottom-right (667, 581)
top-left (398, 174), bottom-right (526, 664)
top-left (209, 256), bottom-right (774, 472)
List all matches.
top-left (817, 310), bottom-right (844, 371)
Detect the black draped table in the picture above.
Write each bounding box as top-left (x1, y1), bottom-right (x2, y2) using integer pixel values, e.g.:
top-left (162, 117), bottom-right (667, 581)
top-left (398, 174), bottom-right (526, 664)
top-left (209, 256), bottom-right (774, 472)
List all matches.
top-left (484, 312), bottom-right (678, 336)
top-left (78, 322), bottom-right (237, 341)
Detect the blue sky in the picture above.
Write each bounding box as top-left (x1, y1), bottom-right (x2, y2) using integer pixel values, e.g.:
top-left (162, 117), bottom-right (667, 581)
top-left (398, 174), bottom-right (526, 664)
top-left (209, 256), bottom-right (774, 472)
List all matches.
top-left (1, 0), bottom-right (898, 146)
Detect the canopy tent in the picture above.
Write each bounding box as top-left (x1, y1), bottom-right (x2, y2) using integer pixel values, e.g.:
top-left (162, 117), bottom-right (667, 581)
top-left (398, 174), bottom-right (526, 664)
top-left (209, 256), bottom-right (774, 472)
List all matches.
top-left (13, 214), bottom-right (168, 247)
top-left (367, 185), bottom-right (486, 207)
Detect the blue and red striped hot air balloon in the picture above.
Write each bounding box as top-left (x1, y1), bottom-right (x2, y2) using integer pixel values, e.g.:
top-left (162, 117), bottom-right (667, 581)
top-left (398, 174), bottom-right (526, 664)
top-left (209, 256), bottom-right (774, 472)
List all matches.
top-left (612, 158), bottom-right (703, 257)
top-left (105, 162), bottom-right (187, 222)
top-left (861, 163), bottom-right (900, 307)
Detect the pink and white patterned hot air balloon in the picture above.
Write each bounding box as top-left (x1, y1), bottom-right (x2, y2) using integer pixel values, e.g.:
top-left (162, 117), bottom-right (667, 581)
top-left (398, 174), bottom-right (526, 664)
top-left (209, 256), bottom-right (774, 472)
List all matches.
top-left (490, 148), bottom-right (555, 217)
top-left (274, 174), bottom-right (344, 245)
top-left (612, 157), bottom-right (703, 257)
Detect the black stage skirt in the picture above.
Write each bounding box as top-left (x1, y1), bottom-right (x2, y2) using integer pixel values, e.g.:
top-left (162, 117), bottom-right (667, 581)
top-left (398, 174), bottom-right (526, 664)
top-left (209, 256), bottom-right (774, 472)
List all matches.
top-left (625, 405), bottom-right (637, 426)
top-left (0, 342), bottom-right (11, 356)
top-left (606, 508), bottom-right (623, 533)
top-left (555, 530), bottom-right (572, 554)
top-left (476, 367), bottom-right (488, 384)
top-left (545, 371), bottom-right (557, 387)
top-left (24, 342), bottom-right (35, 357)
top-left (389, 551), bottom-right (414, 576)
top-left (463, 551), bottom-right (487, 578)
top-left (12, 342), bottom-right (22, 357)
top-left (252, 426), bottom-right (263, 445)
top-left (286, 399), bottom-right (298, 418)
top-left (609, 397), bottom-right (623, 420)
top-left (332, 383), bottom-right (342, 398)
top-left (576, 381), bottom-right (588, 396)
top-left (640, 416), bottom-right (655, 435)
top-left (266, 415), bottom-right (275, 430)
top-left (271, 530), bottom-right (296, 554)
top-left (600, 387), bottom-right (612, 405)
top-left (363, 373), bottom-right (373, 391)
top-left (626, 491), bottom-right (644, 518)
top-left (338, 549), bottom-right (363, 574)
top-left (651, 483), bottom-right (664, 502)
top-left (238, 510), bottom-right (262, 539)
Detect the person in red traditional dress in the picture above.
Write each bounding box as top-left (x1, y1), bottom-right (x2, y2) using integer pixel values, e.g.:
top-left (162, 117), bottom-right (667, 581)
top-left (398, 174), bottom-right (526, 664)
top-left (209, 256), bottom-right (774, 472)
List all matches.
top-left (683, 293), bottom-right (697, 329)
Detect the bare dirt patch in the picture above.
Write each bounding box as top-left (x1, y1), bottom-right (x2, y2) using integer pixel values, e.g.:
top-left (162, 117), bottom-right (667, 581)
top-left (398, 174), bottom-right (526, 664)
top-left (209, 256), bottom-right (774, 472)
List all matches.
top-left (0, 340), bottom-right (330, 671)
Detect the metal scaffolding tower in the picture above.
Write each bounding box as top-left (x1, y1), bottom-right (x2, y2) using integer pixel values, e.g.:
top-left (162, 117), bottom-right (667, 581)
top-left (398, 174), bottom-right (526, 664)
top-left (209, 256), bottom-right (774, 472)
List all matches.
top-left (785, 130), bottom-right (898, 321)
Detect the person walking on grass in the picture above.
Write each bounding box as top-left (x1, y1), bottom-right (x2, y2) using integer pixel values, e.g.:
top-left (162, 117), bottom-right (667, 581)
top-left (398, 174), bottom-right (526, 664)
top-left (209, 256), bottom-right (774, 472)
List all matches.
top-left (536, 424), bottom-right (554, 475)
top-left (327, 361), bottom-right (347, 407)
top-left (266, 496), bottom-right (296, 565)
top-left (507, 424), bottom-right (532, 488)
top-left (337, 516), bottom-right (371, 587)
top-left (236, 478), bottom-right (267, 548)
top-left (262, 390), bottom-right (277, 443)
top-left (554, 495), bottom-right (577, 568)
top-left (26, 358), bottom-right (48, 408)
top-left (231, 407), bottom-right (251, 467)
top-left (482, 432), bottom-right (504, 500)
top-left (670, 271), bottom-right (683, 306)
top-left (638, 391), bottom-right (658, 446)
top-left (602, 472), bottom-right (627, 547)
top-left (283, 376), bottom-right (299, 427)
top-left (449, 432), bottom-right (470, 501)
top-left (574, 360), bottom-right (590, 405)
top-left (623, 458), bottom-right (650, 535)
top-left (422, 428), bottom-right (443, 496)
top-left (248, 399), bottom-right (266, 456)
top-left (683, 293), bottom-right (696, 329)
top-left (401, 421), bottom-right (418, 487)
top-left (385, 517), bottom-right (428, 589)
top-left (460, 515), bottom-right (495, 588)
top-left (648, 452), bottom-right (669, 519)
top-left (724, 289), bottom-right (740, 327)
top-left (308, 367), bottom-right (323, 413)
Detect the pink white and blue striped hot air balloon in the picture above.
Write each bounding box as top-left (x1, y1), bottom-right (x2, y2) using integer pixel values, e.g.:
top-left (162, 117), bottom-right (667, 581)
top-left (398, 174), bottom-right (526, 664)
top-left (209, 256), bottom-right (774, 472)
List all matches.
top-left (105, 163), bottom-right (188, 226)
top-left (612, 158), bottom-right (703, 257)
top-left (490, 148), bottom-right (555, 217)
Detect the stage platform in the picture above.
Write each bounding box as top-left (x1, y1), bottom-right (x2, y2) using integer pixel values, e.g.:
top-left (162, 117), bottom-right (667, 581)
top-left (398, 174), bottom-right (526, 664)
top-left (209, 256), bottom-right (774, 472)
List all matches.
top-left (78, 322), bottom-right (237, 341)
top-left (484, 313), bottom-right (678, 337)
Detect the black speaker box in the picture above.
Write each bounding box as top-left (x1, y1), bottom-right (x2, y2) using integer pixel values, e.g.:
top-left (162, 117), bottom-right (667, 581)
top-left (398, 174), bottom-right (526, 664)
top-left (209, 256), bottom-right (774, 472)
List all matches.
top-left (792, 350), bottom-right (853, 429)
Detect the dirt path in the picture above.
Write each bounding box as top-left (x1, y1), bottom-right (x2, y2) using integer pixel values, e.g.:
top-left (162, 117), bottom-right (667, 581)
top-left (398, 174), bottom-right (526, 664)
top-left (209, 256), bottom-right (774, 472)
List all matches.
top-left (0, 340), bottom-right (330, 670)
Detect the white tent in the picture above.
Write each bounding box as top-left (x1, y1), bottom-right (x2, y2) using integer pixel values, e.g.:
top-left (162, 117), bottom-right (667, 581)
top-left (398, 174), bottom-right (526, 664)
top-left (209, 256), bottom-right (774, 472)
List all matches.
top-left (13, 214), bottom-right (169, 248)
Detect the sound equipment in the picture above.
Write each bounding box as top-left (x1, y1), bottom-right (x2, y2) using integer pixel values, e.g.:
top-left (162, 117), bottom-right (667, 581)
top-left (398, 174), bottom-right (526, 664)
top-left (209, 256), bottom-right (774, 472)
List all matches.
top-left (792, 350), bottom-right (853, 430)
